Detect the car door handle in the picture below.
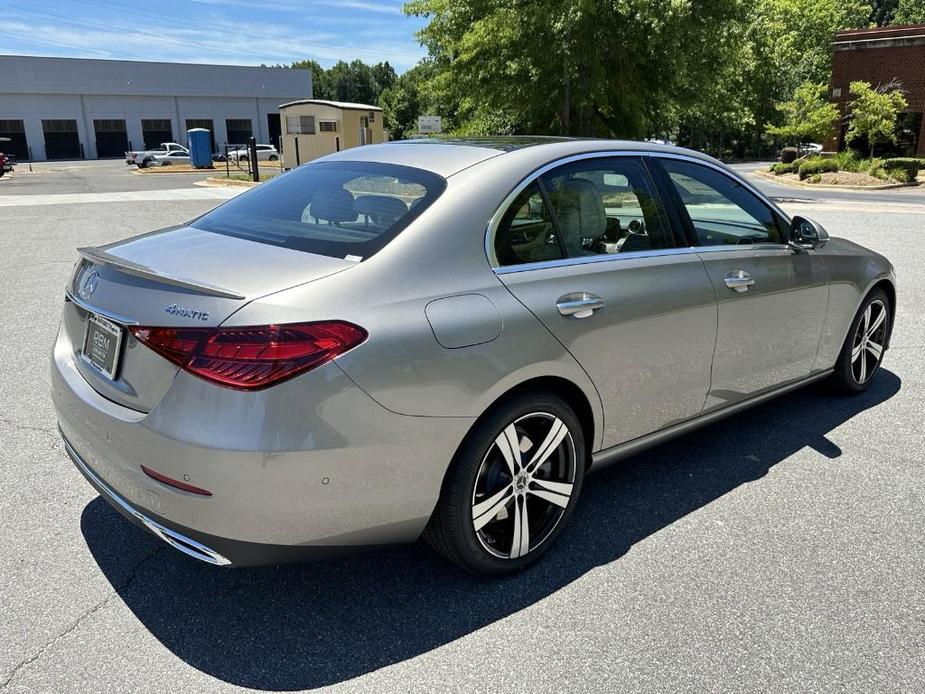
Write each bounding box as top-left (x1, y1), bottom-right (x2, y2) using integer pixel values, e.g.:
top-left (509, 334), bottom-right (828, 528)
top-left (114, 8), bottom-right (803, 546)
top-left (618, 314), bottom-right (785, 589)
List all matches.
top-left (556, 292), bottom-right (605, 318)
top-left (724, 270), bottom-right (755, 293)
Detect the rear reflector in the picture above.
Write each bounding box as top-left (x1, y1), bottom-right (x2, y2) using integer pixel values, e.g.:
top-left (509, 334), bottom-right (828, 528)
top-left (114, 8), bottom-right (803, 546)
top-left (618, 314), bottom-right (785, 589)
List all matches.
top-left (130, 321), bottom-right (367, 390)
top-left (141, 465), bottom-right (213, 496)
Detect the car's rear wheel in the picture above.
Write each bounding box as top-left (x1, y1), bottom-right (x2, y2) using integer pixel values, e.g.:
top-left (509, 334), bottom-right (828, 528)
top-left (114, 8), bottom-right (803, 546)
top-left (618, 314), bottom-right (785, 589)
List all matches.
top-left (269, 154), bottom-right (278, 161)
top-left (424, 392), bottom-right (585, 575)
top-left (831, 288), bottom-right (891, 393)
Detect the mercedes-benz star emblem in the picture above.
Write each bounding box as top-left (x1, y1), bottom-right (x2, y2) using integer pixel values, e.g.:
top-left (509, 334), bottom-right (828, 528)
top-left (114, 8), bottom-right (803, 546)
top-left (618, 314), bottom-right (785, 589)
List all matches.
top-left (79, 270), bottom-right (99, 300)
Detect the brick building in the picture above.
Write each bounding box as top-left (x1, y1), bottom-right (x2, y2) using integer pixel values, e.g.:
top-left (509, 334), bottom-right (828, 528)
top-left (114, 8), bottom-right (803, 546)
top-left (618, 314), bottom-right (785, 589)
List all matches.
top-left (827, 24), bottom-right (925, 155)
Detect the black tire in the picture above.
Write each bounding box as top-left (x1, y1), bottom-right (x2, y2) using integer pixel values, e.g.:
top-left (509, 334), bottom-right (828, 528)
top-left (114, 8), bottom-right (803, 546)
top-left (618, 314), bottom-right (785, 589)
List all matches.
top-left (424, 391), bottom-right (585, 575)
top-left (831, 288), bottom-right (891, 394)
top-left (268, 155), bottom-right (278, 161)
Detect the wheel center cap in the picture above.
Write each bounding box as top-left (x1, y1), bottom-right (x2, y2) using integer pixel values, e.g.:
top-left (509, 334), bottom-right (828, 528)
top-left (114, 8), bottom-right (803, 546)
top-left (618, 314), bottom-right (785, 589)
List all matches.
top-left (515, 472), bottom-right (528, 491)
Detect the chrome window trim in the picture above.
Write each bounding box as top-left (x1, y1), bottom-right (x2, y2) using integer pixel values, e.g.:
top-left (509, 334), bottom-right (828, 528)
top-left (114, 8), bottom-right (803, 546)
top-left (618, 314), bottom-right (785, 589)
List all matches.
top-left (494, 243), bottom-right (789, 275)
top-left (485, 149), bottom-right (791, 273)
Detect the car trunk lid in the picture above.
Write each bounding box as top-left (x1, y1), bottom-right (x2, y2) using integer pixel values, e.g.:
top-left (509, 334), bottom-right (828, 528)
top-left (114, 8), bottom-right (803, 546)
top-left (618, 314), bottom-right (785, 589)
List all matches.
top-left (64, 225), bottom-right (354, 412)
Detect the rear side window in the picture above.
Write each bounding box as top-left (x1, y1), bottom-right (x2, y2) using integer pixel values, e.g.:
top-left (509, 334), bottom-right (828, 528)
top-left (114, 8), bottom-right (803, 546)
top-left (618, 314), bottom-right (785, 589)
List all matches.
top-left (192, 162), bottom-right (445, 260)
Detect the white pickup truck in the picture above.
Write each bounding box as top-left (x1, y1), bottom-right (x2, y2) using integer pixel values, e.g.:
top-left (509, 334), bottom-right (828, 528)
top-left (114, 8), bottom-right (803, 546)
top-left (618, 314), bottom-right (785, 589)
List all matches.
top-left (125, 142), bottom-right (189, 168)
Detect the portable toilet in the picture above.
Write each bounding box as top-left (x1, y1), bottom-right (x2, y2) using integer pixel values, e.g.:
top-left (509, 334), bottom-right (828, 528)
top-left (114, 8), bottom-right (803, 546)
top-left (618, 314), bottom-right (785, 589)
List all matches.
top-left (187, 128), bottom-right (212, 168)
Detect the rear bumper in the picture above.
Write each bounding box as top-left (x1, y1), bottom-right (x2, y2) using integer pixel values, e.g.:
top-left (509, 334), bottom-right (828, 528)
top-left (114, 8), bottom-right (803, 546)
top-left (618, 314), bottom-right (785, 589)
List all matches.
top-left (63, 432), bottom-right (231, 566)
top-left (52, 322), bottom-right (473, 565)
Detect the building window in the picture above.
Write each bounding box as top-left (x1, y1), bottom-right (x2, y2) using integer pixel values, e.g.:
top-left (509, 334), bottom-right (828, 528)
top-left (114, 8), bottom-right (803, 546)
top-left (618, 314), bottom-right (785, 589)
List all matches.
top-left (368, 111), bottom-right (376, 123)
top-left (286, 115), bottom-right (316, 134)
top-left (360, 116), bottom-right (369, 128)
top-left (0, 119), bottom-right (26, 133)
top-left (319, 120), bottom-right (337, 132)
top-left (141, 119), bottom-right (172, 132)
top-left (42, 119), bottom-right (77, 133)
top-left (832, 87), bottom-right (841, 98)
top-left (93, 119), bottom-right (126, 132)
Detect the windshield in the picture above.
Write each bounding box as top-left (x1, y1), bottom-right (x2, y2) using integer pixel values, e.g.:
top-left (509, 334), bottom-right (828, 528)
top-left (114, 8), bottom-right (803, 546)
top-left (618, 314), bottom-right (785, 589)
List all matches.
top-left (192, 161), bottom-right (445, 260)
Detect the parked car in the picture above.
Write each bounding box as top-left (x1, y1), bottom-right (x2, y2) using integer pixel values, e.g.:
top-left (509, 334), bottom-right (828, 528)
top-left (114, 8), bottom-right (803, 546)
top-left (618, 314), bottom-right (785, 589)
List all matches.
top-left (54, 138), bottom-right (896, 574)
top-left (151, 151), bottom-right (191, 166)
top-left (126, 142), bottom-right (189, 168)
top-left (228, 143), bottom-right (279, 163)
top-left (800, 143), bottom-right (823, 156)
top-left (4, 153), bottom-right (16, 171)
top-left (0, 152), bottom-right (5, 177)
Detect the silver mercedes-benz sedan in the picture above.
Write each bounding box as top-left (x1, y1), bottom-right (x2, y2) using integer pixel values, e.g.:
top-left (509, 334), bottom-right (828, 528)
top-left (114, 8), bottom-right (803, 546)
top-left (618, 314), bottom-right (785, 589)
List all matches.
top-left (53, 138), bottom-right (896, 574)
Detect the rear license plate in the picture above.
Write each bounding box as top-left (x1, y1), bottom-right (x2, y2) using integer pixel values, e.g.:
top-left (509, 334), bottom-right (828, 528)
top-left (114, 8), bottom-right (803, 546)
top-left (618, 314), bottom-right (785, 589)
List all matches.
top-left (83, 313), bottom-right (124, 380)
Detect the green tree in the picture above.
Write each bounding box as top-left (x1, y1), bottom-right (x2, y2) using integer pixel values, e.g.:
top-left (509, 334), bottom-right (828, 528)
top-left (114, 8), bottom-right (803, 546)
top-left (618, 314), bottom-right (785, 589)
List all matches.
top-left (894, 0), bottom-right (925, 22)
top-left (379, 61), bottom-right (438, 139)
top-left (289, 59), bottom-right (332, 99)
top-left (845, 81), bottom-right (909, 157)
top-left (870, 0), bottom-right (899, 25)
top-left (288, 59), bottom-right (397, 105)
top-left (405, 0), bottom-right (746, 138)
top-left (766, 81), bottom-right (840, 146)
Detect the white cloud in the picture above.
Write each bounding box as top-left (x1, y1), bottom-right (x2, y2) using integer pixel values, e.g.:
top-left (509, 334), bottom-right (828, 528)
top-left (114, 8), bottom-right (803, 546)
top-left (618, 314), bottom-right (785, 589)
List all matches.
top-left (0, 6), bottom-right (426, 70)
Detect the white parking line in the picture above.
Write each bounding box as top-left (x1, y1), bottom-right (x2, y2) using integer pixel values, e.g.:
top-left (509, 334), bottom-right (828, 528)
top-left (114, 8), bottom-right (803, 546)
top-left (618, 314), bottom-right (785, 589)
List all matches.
top-left (0, 188), bottom-right (244, 207)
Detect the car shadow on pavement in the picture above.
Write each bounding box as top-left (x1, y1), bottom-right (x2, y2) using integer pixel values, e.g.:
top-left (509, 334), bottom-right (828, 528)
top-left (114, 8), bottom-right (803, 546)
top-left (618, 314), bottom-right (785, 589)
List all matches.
top-left (81, 369), bottom-right (900, 691)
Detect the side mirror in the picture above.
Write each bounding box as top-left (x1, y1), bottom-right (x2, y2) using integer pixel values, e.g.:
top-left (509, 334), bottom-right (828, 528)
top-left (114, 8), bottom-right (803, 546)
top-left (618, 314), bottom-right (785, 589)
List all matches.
top-left (790, 215), bottom-right (829, 250)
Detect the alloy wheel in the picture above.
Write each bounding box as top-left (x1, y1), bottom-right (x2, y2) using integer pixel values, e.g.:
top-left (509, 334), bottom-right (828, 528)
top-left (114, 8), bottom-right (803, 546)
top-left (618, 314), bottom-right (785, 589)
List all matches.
top-left (471, 412), bottom-right (577, 559)
top-left (851, 299), bottom-right (887, 384)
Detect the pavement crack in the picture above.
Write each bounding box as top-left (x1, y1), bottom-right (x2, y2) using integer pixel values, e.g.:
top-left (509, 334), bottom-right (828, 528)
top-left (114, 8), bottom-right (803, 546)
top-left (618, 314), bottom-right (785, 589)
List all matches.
top-left (0, 546), bottom-right (165, 690)
top-left (0, 413), bottom-right (59, 446)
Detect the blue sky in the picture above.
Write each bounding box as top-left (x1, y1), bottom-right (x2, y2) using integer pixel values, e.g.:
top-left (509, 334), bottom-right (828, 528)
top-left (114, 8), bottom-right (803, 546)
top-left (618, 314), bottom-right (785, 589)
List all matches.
top-left (0, 0), bottom-right (429, 71)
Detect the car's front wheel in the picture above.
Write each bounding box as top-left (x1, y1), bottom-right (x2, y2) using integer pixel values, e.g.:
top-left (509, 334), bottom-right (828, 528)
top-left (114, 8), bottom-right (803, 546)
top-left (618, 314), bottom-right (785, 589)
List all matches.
top-left (268, 154), bottom-right (278, 161)
top-left (831, 288), bottom-right (891, 393)
top-left (424, 392), bottom-right (585, 575)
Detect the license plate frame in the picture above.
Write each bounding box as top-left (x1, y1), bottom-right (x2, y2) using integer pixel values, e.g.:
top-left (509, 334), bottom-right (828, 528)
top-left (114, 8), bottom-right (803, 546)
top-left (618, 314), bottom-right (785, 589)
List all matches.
top-left (82, 313), bottom-right (124, 381)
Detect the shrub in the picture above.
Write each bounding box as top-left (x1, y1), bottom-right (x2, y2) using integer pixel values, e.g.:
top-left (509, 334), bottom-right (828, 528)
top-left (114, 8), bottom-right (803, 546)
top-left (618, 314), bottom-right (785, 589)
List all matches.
top-left (833, 150), bottom-right (862, 172)
top-left (809, 174), bottom-right (822, 184)
top-left (798, 158), bottom-right (838, 180)
top-left (780, 147), bottom-right (800, 164)
top-left (770, 162), bottom-right (795, 175)
top-left (882, 158), bottom-right (921, 183)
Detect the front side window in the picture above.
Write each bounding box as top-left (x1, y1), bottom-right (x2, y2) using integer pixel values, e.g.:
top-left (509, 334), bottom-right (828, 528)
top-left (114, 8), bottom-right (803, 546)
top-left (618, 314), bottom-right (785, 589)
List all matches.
top-left (660, 159), bottom-right (783, 246)
top-left (192, 161), bottom-right (445, 260)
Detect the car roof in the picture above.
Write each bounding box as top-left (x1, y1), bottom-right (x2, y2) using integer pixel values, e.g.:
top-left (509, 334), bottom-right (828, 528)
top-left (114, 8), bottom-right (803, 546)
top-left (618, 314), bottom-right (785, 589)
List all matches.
top-left (317, 137), bottom-right (721, 178)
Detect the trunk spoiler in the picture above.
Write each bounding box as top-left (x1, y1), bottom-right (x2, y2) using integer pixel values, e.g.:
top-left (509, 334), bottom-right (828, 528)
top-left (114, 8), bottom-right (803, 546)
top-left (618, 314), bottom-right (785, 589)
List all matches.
top-left (77, 246), bottom-right (246, 300)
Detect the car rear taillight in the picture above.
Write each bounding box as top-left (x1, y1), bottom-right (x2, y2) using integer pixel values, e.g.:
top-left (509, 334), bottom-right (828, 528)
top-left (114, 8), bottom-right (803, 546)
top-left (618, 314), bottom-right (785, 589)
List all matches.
top-left (129, 321), bottom-right (367, 391)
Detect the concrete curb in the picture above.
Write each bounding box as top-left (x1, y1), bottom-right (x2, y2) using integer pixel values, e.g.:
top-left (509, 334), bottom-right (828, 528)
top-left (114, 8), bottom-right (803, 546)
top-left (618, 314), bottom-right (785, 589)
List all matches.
top-left (751, 168), bottom-right (920, 191)
top-left (130, 166), bottom-right (218, 176)
top-left (195, 177), bottom-right (259, 188)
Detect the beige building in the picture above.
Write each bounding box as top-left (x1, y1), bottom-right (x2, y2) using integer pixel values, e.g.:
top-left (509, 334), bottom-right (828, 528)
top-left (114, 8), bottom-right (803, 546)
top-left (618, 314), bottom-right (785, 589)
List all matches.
top-left (279, 99), bottom-right (384, 167)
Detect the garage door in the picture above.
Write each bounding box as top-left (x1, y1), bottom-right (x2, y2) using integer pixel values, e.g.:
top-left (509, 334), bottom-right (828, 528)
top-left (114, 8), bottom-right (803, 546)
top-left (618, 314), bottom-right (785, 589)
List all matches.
top-left (42, 119), bottom-right (81, 159)
top-left (141, 119), bottom-right (173, 149)
top-left (94, 119), bottom-right (129, 158)
top-left (225, 118), bottom-right (253, 146)
top-left (0, 120), bottom-right (28, 159)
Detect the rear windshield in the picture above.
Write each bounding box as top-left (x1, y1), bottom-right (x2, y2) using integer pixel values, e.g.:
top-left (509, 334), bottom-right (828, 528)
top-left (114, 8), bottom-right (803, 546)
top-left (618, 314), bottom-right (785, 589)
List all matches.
top-left (191, 161), bottom-right (445, 260)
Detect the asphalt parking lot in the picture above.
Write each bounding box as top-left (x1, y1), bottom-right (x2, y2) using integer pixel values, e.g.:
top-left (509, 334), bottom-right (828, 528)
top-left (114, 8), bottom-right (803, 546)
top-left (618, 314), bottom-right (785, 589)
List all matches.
top-left (1, 160), bottom-right (923, 693)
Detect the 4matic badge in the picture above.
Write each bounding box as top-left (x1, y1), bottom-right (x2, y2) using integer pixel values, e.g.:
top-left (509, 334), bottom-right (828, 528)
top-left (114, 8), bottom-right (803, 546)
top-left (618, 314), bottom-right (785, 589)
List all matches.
top-left (165, 304), bottom-right (211, 321)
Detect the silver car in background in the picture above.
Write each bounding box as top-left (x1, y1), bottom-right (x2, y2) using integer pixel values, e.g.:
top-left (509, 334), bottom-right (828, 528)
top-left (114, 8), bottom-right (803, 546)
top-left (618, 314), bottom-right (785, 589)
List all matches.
top-left (53, 138), bottom-right (896, 574)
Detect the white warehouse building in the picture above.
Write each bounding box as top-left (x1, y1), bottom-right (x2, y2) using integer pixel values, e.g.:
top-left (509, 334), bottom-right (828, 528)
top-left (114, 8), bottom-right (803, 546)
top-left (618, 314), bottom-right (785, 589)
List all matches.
top-left (0, 55), bottom-right (312, 161)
